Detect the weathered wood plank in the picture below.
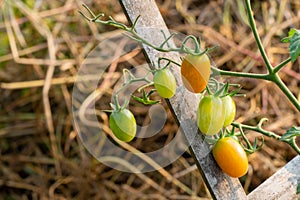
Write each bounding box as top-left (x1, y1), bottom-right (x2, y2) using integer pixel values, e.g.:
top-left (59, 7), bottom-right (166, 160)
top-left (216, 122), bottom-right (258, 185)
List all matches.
top-left (248, 155), bottom-right (300, 200)
top-left (119, 1), bottom-right (247, 199)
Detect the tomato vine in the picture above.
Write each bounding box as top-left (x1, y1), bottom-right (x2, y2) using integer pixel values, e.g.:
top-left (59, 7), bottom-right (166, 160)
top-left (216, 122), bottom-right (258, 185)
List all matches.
top-left (79, 0), bottom-right (300, 156)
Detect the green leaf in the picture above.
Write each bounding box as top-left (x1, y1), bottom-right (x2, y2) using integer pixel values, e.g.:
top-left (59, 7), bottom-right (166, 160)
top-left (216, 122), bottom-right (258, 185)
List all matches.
top-left (297, 182), bottom-right (300, 194)
top-left (289, 31), bottom-right (300, 62)
top-left (282, 28), bottom-right (300, 62)
top-left (281, 28), bottom-right (297, 43)
top-left (281, 126), bottom-right (300, 140)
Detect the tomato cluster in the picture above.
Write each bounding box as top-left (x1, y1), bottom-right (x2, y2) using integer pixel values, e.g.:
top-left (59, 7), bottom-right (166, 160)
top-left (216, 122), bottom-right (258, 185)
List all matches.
top-left (196, 93), bottom-right (248, 177)
top-left (109, 52), bottom-right (211, 142)
top-left (191, 72), bottom-right (248, 178)
top-left (108, 51), bottom-right (248, 178)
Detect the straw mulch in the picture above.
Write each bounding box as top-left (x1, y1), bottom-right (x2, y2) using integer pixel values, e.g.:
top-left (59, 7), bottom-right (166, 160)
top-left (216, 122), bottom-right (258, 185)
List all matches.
top-left (0, 0), bottom-right (299, 199)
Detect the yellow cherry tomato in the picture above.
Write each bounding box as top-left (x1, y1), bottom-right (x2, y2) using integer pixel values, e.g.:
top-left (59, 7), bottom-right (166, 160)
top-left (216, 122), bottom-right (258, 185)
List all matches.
top-left (212, 137), bottom-right (248, 178)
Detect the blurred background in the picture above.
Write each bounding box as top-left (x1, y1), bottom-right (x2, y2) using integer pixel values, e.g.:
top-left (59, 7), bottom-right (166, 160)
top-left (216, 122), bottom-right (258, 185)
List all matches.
top-left (0, 0), bottom-right (300, 199)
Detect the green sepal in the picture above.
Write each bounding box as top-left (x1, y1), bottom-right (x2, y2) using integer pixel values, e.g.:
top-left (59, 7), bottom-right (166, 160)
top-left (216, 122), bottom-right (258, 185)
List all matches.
top-left (132, 89), bottom-right (160, 105)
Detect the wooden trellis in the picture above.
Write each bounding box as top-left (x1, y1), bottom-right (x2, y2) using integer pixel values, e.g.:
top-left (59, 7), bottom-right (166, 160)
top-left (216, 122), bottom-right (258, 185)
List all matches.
top-left (119, 0), bottom-right (300, 199)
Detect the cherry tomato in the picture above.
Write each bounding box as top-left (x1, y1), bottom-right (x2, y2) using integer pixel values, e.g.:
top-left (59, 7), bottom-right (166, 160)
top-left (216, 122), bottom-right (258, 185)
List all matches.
top-left (222, 95), bottom-right (236, 127)
top-left (109, 109), bottom-right (136, 142)
top-left (181, 53), bottom-right (211, 93)
top-left (212, 137), bottom-right (248, 178)
top-left (197, 95), bottom-right (225, 135)
top-left (153, 68), bottom-right (176, 98)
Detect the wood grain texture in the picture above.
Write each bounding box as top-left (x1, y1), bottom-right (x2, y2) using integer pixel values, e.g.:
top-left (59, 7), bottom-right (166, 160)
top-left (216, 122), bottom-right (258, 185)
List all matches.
top-left (248, 155), bottom-right (300, 200)
top-left (119, 1), bottom-right (247, 199)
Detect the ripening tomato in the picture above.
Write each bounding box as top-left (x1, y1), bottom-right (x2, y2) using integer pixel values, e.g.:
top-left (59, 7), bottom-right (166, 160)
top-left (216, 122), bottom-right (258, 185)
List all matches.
top-left (181, 53), bottom-right (211, 93)
top-left (212, 137), bottom-right (248, 178)
top-left (197, 95), bottom-right (225, 135)
top-left (153, 68), bottom-right (176, 98)
top-left (222, 95), bottom-right (236, 127)
top-left (109, 109), bottom-right (136, 142)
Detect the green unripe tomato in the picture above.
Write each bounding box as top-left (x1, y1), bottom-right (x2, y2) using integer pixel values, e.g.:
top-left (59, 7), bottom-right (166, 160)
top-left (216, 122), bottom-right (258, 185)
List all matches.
top-left (109, 109), bottom-right (136, 142)
top-left (222, 95), bottom-right (236, 127)
top-left (197, 95), bottom-right (225, 135)
top-left (153, 68), bottom-right (176, 98)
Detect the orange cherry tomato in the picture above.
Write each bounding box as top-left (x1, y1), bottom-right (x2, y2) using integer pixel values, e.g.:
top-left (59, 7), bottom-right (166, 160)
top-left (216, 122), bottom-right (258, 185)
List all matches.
top-left (212, 137), bottom-right (248, 178)
top-left (180, 53), bottom-right (211, 93)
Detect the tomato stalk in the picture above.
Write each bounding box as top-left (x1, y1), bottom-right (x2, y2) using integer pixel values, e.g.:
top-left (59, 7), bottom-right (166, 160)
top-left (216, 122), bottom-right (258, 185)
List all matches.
top-left (273, 57), bottom-right (292, 74)
top-left (79, 3), bottom-right (213, 56)
top-left (235, 123), bottom-right (264, 154)
top-left (210, 1), bottom-right (300, 112)
top-left (244, 0), bottom-right (273, 73)
top-left (212, 66), bottom-right (300, 112)
top-left (158, 57), bottom-right (181, 67)
top-left (232, 120), bottom-right (300, 154)
top-left (111, 68), bottom-right (154, 108)
top-left (244, 0), bottom-right (300, 112)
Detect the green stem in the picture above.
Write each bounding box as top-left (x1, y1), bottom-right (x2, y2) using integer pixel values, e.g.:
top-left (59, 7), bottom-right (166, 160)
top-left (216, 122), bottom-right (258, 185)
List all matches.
top-left (232, 122), bottom-right (300, 154)
top-left (158, 57), bottom-right (181, 67)
top-left (114, 95), bottom-right (121, 110)
top-left (273, 57), bottom-right (292, 73)
top-left (137, 82), bottom-right (154, 92)
top-left (115, 77), bottom-right (152, 96)
top-left (237, 124), bottom-right (253, 151)
top-left (79, 4), bottom-right (207, 56)
top-left (212, 64), bottom-right (300, 112)
top-left (181, 35), bottom-right (200, 54)
top-left (245, 0), bottom-right (274, 73)
top-left (232, 122), bottom-right (281, 140)
top-left (271, 73), bottom-right (300, 111)
top-left (211, 66), bottom-right (269, 80)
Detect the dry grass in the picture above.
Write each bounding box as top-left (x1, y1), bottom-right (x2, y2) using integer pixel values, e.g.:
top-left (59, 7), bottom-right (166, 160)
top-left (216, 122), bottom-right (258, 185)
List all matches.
top-left (0, 0), bottom-right (299, 199)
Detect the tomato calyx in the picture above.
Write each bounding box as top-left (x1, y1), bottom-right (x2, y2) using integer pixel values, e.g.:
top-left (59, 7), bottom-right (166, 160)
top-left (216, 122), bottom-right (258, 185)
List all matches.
top-left (132, 89), bottom-right (160, 105)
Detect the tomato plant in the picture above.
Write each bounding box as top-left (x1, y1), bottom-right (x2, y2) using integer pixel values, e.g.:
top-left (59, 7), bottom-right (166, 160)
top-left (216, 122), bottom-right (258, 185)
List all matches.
top-left (197, 95), bottom-right (225, 135)
top-left (181, 53), bottom-right (211, 93)
top-left (222, 95), bottom-right (236, 127)
top-left (212, 137), bottom-right (248, 178)
top-left (153, 68), bottom-right (176, 98)
top-left (80, 2), bottom-right (300, 154)
top-left (109, 108), bottom-right (137, 142)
